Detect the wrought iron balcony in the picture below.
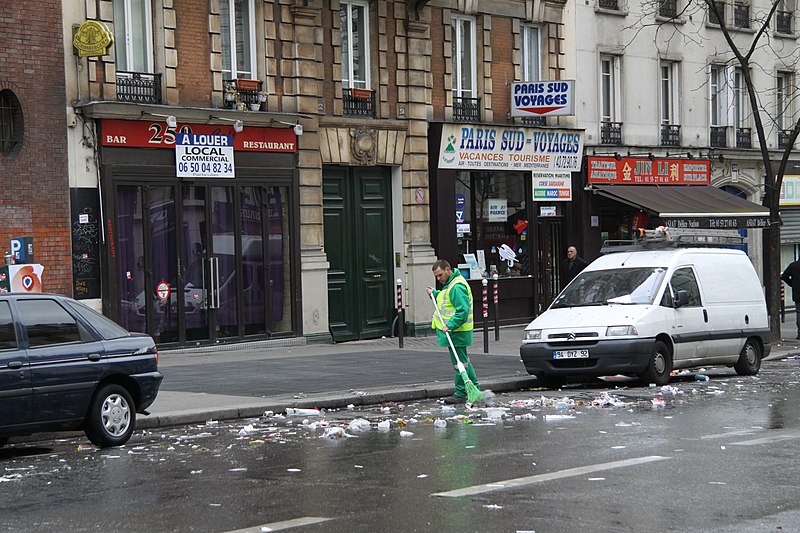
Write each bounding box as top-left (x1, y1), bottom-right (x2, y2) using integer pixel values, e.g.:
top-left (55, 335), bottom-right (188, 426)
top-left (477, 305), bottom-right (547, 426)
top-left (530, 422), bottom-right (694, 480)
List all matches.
top-left (779, 129), bottom-right (793, 149)
top-left (600, 121), bottom-right (623, 145)
top-left (453, 96), bottom-right (481, 123)
top-left (598, 0), bottom-right (619, 9)
top-left (659, 0), bottom-right (678, 18)
top-left (223, 79), bottom-right (264, 110)
top-left (710, 126), bottom-right (727, 147)
top-left (736, 127), bottom-right (752, 148)
top-left (343, 88), bottom-right (376, 118)
top-left (709, 4), bottom-right (724, 24)
top-left (116, 71), bottom-right (162, 104)
top-left (734, 4), bottom-right (750, 28)
top-left (660, 124), bottom-right (681, 146)
top-left (521, 116), bottom-right (546, 126)
top-left (777, 10), bottom-right (793, 34)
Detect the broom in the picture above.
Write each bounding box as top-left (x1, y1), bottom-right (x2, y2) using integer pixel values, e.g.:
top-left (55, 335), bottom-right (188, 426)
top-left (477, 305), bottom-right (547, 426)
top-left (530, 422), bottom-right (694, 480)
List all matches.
top-left (429, 291), bottom-right (483, 405)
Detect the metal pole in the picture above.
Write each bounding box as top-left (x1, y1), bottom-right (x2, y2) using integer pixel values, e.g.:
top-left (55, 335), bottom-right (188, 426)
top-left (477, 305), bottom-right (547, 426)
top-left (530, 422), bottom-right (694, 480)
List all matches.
top-left (396, 278), bottom-right (404, 348)
top-left (482, 278), bottom-right (489, 354)
top-left (493, 273), bottom-right (499, 341)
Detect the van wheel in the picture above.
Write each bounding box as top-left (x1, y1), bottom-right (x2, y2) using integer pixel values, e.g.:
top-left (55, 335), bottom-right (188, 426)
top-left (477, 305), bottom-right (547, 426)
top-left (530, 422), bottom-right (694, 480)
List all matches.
top-left (84, 384), bottom-right (136, 448)
top-left (537, 374), bottom-right (566, 389)
top-left (639, 340), bottom-right (672, 386)
top-left (734, 338), bottom-right (762, 376)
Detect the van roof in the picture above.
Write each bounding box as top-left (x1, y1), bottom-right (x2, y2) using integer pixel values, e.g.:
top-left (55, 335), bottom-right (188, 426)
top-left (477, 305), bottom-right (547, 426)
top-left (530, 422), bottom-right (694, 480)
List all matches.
top-left (585, 247), bottom-right (748, 270)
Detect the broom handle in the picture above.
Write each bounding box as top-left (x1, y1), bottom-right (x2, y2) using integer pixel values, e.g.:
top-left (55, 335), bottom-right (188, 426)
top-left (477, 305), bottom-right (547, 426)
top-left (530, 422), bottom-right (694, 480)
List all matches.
top-left (429, 291), bottom-right (469, 375)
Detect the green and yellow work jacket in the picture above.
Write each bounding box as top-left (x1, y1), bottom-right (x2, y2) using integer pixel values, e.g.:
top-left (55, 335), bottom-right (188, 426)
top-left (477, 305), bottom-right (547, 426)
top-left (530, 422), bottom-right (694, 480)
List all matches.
top-left (431, 270), bottom-right (474, 347)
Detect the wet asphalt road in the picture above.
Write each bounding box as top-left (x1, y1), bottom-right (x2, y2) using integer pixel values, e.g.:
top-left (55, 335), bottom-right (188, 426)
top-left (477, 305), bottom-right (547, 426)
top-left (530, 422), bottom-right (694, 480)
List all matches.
top-left (2, 360), bottom-right (800, 533)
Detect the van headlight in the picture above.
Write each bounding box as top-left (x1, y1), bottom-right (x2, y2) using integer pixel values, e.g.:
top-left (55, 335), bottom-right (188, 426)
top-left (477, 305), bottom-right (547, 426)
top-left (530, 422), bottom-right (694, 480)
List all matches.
top-left (523, 329), bottom-right (542, 341)
top-left (606, 325), bottom-right (638, 337)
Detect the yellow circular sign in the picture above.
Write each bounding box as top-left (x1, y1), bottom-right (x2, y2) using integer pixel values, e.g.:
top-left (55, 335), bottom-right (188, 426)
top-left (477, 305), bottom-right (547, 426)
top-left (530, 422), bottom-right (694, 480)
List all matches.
top-left (73, 20), bottom-right (113, 57)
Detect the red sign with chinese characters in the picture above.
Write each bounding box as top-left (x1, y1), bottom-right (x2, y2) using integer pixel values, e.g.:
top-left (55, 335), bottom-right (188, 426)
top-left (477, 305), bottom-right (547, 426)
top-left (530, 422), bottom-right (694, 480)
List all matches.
top-left (587, 157), bottom-right (710, 185)
top-left (100, 119), bottom-right (296, 153)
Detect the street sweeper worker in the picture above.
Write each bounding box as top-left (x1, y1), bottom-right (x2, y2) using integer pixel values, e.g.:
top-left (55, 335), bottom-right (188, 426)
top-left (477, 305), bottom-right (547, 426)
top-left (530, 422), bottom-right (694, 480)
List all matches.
top-left (426, 259), bottom-right (480, 405)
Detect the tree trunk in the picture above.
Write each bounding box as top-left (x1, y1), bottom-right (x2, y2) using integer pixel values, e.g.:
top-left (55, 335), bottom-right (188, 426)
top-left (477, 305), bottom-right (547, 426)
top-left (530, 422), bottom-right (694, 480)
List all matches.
top-left (765, 214), bottom-right (783, 342)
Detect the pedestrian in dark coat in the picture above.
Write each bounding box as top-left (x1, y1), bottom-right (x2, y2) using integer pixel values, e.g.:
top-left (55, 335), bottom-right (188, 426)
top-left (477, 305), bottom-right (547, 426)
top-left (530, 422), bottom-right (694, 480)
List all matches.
top-left (781, 259), bottom-right (800, 339)
top-left (560, 245), bottom-right (588, 290)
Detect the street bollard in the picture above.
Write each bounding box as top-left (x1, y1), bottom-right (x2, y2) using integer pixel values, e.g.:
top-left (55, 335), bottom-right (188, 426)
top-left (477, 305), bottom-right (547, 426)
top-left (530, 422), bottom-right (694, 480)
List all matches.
top-left (493, 273), bottom-right (499, 341)
top-left (396, 279), bottom-right (404, 348)
top-left (482, 278), bottom-right (489, 354)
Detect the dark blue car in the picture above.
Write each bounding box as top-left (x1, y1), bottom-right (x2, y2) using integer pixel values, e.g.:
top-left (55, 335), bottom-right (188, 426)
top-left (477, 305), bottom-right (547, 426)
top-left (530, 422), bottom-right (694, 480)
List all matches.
top-left (0, 294), bottom-right (162, 448)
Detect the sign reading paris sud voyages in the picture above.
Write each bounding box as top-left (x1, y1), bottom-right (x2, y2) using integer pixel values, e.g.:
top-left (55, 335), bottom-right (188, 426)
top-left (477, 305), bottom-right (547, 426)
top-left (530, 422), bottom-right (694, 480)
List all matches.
top-left (175, 133), bottom-right (235, 178)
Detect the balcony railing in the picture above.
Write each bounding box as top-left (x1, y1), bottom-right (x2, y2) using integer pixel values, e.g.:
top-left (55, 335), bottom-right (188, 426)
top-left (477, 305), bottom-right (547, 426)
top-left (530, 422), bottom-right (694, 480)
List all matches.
top-left (660, 124), bottom-right (681, 146)
top-left (223, 79), bottom-right (263, 110)
top-left (736, 127), bottom-right (752, 148)
top-left (600, 121), bottom-right (623, 145)
top-left (710, 126), bottom-right (728, 147)
top-left (779, 129), bottom-right (793, 149)
top-left (709, 3), bottom-right (724, 24)
top-left (659, 0), bottom-right (678, 18)
top-left (453, 96), bottom-right (481, 122)
top-left (777, 10), bottom-right (793, 34)
top-left (343, 88), bottom-right (376, 118)
top-left (116, 71), bottom-right (162, 104)
top-left (734, 4), bottom-right (750, 28)
top-left (521, 116), bottom-right (546, 126)
top-left (598, 0), bottom-right (619, 9)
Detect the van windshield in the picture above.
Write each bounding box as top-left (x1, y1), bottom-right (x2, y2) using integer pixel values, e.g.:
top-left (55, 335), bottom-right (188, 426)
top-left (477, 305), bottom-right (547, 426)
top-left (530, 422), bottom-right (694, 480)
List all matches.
top-left (551, 267), bottom-right (667, 308)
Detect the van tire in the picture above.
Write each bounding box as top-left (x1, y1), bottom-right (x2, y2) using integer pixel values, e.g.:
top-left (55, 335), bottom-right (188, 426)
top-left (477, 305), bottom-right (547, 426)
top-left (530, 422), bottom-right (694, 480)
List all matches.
top-left (536, 374), bottom-right (566, 389)
top-left (734, 338), bottom-right (762, 376)
top-left (639, 340), bottom-right (672, 386)
top-left (84, 384), bottom-right (136, 448)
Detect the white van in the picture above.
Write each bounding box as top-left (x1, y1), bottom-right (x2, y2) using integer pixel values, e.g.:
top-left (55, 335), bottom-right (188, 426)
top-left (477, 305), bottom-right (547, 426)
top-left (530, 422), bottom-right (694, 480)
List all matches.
top-left (520, 247), bottom-right (771, 387)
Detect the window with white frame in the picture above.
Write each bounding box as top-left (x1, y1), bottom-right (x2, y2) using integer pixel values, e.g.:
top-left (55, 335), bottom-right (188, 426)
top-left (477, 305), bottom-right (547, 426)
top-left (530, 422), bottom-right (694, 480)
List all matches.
top-left (777, 72), bottom-right (792, 130)
top-left (340, 0), bottom-right (370, 89)
top-left (660, 61), bottom-right (679, 125)
top-left (709, 65), bottom-right (725, 127)
top-left (600, 55), bottom-right (621, 123)
top-left (113, 0), bottom-right (153, 72)
top-left (733, 67), bottom-right (749, 128)
top-left (220, 0), bottom-right (256, 80)
top-left (452, 15), bottom-right (477, 99)
top-left (521, 25), bottom-right (541, 82)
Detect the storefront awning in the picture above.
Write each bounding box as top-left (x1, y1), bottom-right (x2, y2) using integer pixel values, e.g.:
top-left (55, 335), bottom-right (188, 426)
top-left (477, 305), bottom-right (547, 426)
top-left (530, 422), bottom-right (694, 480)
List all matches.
top-left (593, 185), bottom-right (770, 230)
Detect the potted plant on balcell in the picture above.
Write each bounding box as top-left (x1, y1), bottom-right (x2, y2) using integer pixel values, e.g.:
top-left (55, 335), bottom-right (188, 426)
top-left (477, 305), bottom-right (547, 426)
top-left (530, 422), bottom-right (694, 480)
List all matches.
top-left (235, 78), bottom-right (260, 91)
top-left (224, 85), bottom-right (236, 103)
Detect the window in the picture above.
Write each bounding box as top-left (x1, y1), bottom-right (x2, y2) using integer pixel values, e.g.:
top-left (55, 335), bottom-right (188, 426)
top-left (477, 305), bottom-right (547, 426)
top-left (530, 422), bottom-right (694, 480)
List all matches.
top-left (659, 0), bottom-right (678, 18)
top-left (340, 0), bottom-right (370, 89)
top-left (664, 267), bottom-right (702, 307)
top-left (452, 15), bottom-right (477, 99)
top-left (0, 301), bottom-right (17, 350)
top-left (113, 0), bottom-right (153, 72)
top-left (17, 300), bottom-right (83, 347)
top-left (600, 55), bottom-right (622, 144)
top-left (220, 0), bottom-right (256, 80)
top-left (709, 65), bottom-right (724, 126)
top-left (521, 25), bottom-right (541, 82)
top-left (777, 72), bottom-right (791, 129)
top-left (734, 2), bottom-right (750, 27)
top-left (660, 61), bottom-right (680, 146)
top-left (777, 0), bottom-right (793, 33)
top-left (65, 300), bottom-right (129, 340)
top-left (0, 89), bottom-right (23, 158)
top-left (733, 68), bottom-right (751, 134)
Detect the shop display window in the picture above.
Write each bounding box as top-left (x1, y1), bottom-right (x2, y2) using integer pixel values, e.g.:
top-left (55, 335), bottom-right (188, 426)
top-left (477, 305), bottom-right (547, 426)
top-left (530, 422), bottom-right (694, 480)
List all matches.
top-left (455, 171), bottom-right (530, 279)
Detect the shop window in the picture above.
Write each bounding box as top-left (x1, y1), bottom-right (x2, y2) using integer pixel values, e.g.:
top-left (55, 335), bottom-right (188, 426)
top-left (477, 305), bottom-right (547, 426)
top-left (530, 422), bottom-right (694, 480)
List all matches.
top-left (220, 0), bottom-right (256, 80)
top-left (0, 89), bottom-right (23, 158)
top-left (455, 172), bottom-right (530, 279)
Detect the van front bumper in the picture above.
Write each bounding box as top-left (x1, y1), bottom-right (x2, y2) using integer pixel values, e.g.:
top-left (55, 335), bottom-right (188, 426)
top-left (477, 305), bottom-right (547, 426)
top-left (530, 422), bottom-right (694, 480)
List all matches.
top-left (519, 338), bottom-right (655, 377)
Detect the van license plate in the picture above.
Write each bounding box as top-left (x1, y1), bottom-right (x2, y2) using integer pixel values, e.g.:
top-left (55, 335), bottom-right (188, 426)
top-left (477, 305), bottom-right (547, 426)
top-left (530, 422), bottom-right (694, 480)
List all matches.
top-left (553, 349), bottom-right (589, 360)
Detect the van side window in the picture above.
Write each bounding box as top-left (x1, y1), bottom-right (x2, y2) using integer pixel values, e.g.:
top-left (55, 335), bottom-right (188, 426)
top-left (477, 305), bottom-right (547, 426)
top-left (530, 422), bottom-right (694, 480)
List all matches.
top-left (0, 301), bottom-right (17, 350)
top-left (666, 267), bottom-right (702, 307)
top-left (17, 299), bottom-right (83, 347)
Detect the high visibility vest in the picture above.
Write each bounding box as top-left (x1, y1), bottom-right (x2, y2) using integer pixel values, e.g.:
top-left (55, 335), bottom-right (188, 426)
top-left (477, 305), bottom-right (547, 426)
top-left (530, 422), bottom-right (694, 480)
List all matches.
top-left (431, 276), bottom-right (474, 332)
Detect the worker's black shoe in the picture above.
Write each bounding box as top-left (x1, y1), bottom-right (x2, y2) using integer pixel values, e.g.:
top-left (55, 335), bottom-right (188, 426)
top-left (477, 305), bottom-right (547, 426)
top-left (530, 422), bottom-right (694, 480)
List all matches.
top-left (443, 395), bottom-right (467, 404)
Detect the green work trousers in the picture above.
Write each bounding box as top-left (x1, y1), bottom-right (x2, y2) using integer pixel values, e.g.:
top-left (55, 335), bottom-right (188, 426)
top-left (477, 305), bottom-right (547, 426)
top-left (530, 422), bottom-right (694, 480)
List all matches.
top-left (448, 345), bottom-right (479, 398)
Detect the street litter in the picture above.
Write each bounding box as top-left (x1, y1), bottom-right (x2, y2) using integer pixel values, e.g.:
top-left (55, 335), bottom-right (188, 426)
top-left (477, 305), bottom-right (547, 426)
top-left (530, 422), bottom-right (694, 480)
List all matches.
top-left (433, 419), bottom-right (447, 428)
top-left (347, 418), bottom-right (371, 433)
top-left (205, 419), bottom-right (219, 426)
top-left (417, 474), bottom-right (428, 478)
top-left (483, 504), bottom-right (503, 509)
top-left (544, 414), bottom-right (575, 421)
top-left (321, 427), bottom-right (355, 439)
top-left (0, 475), bottom-right (22, 482)
top-left (484, 407), bottom-right (508, 420)
top-left (399, 431), bottom-right (414, 437)
top-left (651, 397), bottom-right (666, 407)
top-left (287, 468), bottom-right (301, 472)
top-left (377, 420), bottom-right (391, 431)
top-left (238, 424), bottom-right (256, 436)
top-left (285, 408), bottom-right (321, 416)
top-left (695, 375), bottom-right (710, 381)
top-left (590, 392), bottom-right (626, 407)
top-left (514, 413), bottom-right (536, 421)
top-left (660, 385), bottom-right (681, 396)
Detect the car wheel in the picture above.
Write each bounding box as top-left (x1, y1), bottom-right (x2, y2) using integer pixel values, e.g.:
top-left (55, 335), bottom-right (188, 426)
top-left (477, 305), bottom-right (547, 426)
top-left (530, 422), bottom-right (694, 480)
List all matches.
top-left (537, 374), bottom-right (566, 389)
top-left (84, 384), bottom-right (136, 448)
top-left (734, 338), bottom-right (762, 376)
top-left (639, 340), bottom-right (672, 386)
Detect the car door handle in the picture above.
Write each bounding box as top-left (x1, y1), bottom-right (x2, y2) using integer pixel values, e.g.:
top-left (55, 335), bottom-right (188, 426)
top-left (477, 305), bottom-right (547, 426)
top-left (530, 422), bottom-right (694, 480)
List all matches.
top-left (87, 353), bottom-right (102, 362)
top-left (7, 361), bottom-right (22, 369)
top-left (703, 309), bottom-right (708, 323)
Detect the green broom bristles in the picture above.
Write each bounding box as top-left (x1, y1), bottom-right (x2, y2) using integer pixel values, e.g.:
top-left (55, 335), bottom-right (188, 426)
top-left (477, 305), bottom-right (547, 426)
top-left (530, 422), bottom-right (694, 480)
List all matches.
top-left (464, 377), bottom-right (483, 404)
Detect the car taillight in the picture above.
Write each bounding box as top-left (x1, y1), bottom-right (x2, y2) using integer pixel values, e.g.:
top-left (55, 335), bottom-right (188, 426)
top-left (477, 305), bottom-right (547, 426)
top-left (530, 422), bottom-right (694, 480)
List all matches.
top-left (154, 347), bottom-right (159, 366)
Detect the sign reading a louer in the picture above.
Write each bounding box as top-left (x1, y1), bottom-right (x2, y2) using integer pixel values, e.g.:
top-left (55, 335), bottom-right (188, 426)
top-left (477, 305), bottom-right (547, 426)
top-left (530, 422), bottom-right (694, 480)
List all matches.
top-left (438, 124), bottom-right (583, 172)
top-left (511, 81), bottom-right (575, 117)
top-left (175, 133), bottom-right (235, 178)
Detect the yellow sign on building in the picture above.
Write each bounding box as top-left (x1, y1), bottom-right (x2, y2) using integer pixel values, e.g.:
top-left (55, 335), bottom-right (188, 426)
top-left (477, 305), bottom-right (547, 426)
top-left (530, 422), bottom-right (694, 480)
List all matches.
top-left (72, 20), bottom-right (113, 57)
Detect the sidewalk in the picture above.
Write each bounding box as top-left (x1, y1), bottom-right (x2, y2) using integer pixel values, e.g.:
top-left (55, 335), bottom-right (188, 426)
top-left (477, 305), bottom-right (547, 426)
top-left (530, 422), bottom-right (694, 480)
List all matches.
top-left (137, 319), bottom-right (800, 431)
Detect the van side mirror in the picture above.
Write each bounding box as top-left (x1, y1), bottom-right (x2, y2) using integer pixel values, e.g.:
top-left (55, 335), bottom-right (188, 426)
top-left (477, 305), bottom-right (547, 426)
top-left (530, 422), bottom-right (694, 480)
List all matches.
top-left (673, 290), bottom-right (689, 308)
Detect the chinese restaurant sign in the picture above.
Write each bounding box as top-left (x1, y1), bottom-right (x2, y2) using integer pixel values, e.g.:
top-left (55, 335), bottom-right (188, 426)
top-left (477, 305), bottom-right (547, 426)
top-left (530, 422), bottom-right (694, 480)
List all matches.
top-left (587, 157), bottom-right (710, 185)
top-left (100, 119), bottom-right (296, 152)
top-left (438, 124), bottom-right (583, 172)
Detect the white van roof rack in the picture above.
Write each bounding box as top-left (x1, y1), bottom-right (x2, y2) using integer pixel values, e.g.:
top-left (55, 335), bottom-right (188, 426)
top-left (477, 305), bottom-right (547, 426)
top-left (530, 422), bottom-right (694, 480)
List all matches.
top-left (601, 227), bottom-right (746, 254)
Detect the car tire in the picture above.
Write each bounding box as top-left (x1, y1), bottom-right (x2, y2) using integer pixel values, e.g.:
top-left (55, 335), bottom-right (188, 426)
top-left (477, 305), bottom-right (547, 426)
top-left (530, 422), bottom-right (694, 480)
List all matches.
top-left (84, 384), bottom-right (136, 448)
top-left (639, 340), bottom-right (672, 386)
top-left (734, 338), bottom-right (762, 376)
top-left (537, 374), bottom-right (566, 389)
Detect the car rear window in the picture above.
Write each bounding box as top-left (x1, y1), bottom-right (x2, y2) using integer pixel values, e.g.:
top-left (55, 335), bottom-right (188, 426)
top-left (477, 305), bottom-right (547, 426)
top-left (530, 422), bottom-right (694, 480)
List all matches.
top-left (0, 301), bottom-right (17, 350)
top-left (17, 299), bottom-right (82, 347)
top-left (65, 300), bottom-right (130, 340)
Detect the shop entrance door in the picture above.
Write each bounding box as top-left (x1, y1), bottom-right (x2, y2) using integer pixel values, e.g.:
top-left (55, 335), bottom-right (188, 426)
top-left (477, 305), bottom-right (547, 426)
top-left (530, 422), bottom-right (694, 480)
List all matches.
top-left (115, 183), bottom-right (291, 344)
top-left (323, 166), bottom-right (393, 342)
top-left (536, 218), bottom-right (565, 313)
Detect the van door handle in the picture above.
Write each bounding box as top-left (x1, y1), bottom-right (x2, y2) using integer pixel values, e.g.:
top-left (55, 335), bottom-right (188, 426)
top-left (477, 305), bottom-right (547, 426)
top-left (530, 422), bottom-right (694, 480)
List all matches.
top-left (7, 361), bottom-right (22, 369)
top-left (703, 309), bottom-right (708, 323)
top-left (87, 353), bottom-right (102, 361)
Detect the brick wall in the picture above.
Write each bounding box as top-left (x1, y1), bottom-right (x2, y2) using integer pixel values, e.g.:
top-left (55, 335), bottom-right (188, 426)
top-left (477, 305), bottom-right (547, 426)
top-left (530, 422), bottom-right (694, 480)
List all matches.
top-left (490, 17), bottom-right (514, 121)
top-left (174, 0), bottom-right (213, 106)
top-left (0, 3), bottom-right (72, 296)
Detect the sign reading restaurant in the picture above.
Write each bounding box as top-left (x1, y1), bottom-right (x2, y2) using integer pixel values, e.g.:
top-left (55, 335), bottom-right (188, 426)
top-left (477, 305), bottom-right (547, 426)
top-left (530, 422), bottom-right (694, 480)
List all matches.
top-left (587, 156), bottom-right (710, 185)
top-left (438, 124), bottom-right (584, 172)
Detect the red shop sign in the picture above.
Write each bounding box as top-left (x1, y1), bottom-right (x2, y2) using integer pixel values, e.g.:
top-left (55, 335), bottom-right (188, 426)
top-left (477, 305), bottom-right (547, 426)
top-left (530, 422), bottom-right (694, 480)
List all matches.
top-left (100, 119), bottom-right (296, 153)
top-left (587, 156), bottom-right (710, 185)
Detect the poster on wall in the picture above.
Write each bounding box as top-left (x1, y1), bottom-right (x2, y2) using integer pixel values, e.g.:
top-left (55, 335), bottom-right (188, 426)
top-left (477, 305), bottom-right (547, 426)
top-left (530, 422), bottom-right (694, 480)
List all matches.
top-left (780, 176), bottom-right (800, 206)
top-left (70, 188), bottom-right (101, 300)
top-left (533, 171), bottom-right (572, 201)
top-left (483, 198), bottom-right (508, 222)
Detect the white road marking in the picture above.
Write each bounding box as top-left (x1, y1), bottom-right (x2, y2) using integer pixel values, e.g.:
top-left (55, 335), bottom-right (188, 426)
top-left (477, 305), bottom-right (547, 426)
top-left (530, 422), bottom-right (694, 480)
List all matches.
top-left (699, 429), bottom-right (758, 440)
top-left (431, 456), bottom-right (670, 498)
top-left (225, 517), bottom-right (332, 532)
top-left (730, 430), bottom-right (800, 446)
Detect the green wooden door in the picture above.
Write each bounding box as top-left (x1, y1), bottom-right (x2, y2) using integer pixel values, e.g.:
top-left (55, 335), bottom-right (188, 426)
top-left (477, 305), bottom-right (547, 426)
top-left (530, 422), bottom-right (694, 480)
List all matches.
top-left (323, 166), bottom-right (393, 341)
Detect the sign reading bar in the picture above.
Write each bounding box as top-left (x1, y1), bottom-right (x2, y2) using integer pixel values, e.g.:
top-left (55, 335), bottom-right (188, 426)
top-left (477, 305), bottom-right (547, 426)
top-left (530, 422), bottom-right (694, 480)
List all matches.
top-left (587, 157), bottom-right (710, 185)
top-left (100, 119), bottom-right (296, 152)
top-left (439, 124), bottom-right (583, 172)
top-left (533, 171), bottom-right (572, 201)
top-left (175, 133), bottom-right (234, 178)
top-left (511, 81), bottom-right (575, 117)
top-left (662, 217), bottom-right (770, 230)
